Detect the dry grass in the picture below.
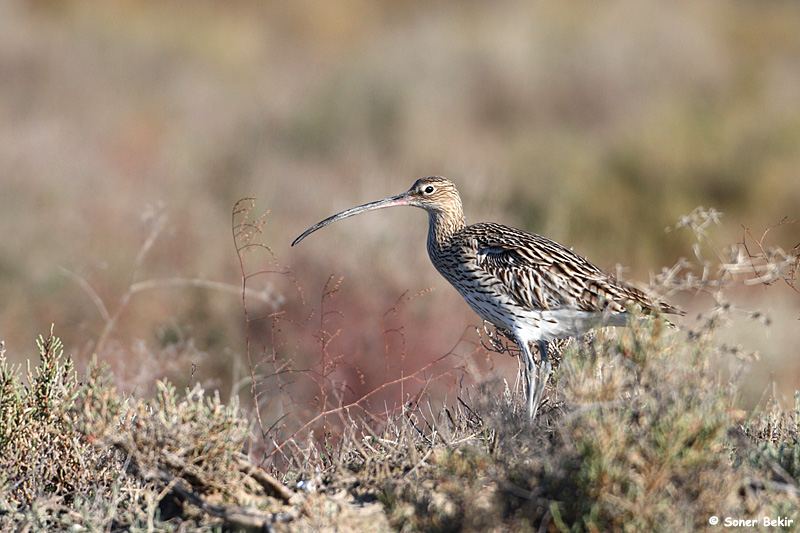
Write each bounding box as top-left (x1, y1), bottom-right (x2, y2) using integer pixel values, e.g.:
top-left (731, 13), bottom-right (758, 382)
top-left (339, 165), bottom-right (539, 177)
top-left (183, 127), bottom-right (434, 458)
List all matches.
top-left (2, 309), bottom-right (798, 530)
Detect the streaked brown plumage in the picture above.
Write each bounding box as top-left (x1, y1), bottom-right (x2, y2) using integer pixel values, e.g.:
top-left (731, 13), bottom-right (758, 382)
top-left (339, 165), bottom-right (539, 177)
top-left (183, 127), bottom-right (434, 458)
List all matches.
top-left (293, 176), bottom-right (682, 422)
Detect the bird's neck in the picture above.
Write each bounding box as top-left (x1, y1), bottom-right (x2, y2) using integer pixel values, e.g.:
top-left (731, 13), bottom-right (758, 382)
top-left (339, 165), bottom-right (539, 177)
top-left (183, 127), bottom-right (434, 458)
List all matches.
top-left (426, 208), bottom-right (466, 253)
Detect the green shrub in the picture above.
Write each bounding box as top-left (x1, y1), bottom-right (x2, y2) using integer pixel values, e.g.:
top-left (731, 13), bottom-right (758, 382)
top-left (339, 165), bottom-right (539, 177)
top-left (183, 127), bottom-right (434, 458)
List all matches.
top-left (378, 317), bottom-right (800, 532)
top-left (2, 319), bottom-right (798, 531)
top-left (0, 328), bottom-right (291, 531)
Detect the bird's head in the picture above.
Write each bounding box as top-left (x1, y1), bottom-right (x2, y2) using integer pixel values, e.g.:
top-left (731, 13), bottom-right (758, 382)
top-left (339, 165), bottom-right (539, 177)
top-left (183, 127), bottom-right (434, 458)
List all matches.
top-left (404, 176), bottom-right (462, 214)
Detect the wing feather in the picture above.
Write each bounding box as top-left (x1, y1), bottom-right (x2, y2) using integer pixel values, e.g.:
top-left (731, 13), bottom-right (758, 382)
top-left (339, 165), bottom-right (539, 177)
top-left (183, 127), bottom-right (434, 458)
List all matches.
top-left (455, 223), bottom-right (677, 314)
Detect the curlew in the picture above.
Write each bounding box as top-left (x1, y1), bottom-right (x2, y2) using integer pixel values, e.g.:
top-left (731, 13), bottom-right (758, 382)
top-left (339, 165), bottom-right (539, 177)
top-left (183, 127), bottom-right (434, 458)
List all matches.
top-left (292, 177), bottom-right (682, 423)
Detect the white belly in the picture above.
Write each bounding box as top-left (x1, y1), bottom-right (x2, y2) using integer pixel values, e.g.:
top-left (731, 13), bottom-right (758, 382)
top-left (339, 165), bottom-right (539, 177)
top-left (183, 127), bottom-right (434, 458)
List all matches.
top-left (459, 286), bottom-right (627, 344)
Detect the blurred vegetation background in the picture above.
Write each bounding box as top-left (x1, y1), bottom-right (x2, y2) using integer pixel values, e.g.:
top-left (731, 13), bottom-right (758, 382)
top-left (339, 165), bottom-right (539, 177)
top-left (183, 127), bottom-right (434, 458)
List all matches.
top-left (1, 1), bottom-right (798, 406)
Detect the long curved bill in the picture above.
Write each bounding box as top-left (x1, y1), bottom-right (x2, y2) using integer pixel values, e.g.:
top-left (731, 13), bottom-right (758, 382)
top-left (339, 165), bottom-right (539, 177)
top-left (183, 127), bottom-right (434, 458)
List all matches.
top-left (292, 191), bottom-right (411, 246)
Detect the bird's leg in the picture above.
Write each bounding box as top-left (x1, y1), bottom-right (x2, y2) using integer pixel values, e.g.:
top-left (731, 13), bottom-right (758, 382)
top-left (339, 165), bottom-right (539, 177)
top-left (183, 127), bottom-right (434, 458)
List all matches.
top-left (519, 340), bottom-right (538, 423)
top-left (530, 340), bottom-right (552, 421)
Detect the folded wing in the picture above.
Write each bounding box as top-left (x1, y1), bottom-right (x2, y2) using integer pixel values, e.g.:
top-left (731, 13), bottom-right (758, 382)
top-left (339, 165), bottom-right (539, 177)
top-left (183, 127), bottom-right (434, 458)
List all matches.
top-left (463, 223), bottom-right (680, 315)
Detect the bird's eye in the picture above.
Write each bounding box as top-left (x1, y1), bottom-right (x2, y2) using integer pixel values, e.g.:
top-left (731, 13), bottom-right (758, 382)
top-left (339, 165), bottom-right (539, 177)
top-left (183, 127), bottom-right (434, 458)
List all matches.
top-left (423, 185), bottom-right (435, 194)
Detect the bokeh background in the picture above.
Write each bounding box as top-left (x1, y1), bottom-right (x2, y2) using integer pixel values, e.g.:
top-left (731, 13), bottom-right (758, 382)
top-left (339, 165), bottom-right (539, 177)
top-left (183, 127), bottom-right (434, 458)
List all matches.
top-left (2, 1), bottom-right (798, 412)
